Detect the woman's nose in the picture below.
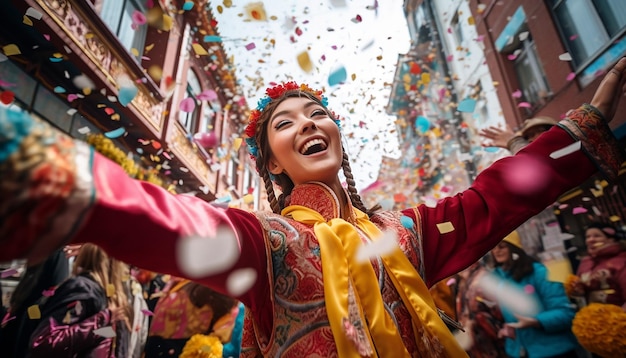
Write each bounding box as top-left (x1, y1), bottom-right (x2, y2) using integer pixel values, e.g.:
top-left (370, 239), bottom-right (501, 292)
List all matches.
top-left (300, 120), bottom-right (317, 133)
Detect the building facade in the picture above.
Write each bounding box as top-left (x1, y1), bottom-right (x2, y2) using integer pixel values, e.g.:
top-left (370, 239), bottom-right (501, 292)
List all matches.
top-left (0, 0), bottom-right (257, 205)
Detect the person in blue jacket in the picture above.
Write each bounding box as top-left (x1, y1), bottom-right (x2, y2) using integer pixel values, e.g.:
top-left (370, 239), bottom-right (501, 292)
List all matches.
top-left (489, 231), bottom-right (580, 358)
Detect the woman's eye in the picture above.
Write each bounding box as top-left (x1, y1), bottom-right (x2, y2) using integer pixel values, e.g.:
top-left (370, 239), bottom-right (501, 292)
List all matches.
top-left (311, 109), bottom-right (326, 117)
top-left (275, 120), bottom-right (290, 129)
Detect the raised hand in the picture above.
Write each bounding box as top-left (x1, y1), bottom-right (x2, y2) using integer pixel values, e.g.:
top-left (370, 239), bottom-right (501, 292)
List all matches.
top-left (479, 125), bottom-right (518, 149)
top-left (590, 57), bottom-right (626, 122)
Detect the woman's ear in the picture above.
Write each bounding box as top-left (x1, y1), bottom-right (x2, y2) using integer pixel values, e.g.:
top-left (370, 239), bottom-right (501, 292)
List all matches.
top-left (268, 158), bottom-right (284, 175)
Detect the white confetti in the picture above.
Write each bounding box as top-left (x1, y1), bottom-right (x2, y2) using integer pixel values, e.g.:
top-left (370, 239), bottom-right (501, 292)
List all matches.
top-left (226, 268), bottom-right (257, 296)
top-left (25, 7), bottom-right (43, 20)
top-left (477, 272), bottom-right (540, 317)
top-left (356, 231), bottom-right (398, 262)
top-left (436, 222), bottom-right (455, 234)
top-left (177, 225), bottom-right (240, 278)
top-left (549, 141), bottom-right (581, 159)
top-left (93, 326), bottom-right (116, 338)
top-left (558, 53), bottom-right (572, 61)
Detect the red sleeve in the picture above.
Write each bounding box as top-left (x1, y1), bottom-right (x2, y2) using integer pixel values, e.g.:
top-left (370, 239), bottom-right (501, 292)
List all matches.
top-left (405, 126), bottom-right (596, 287)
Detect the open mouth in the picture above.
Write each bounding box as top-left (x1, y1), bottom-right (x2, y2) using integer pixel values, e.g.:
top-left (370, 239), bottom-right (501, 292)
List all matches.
top-left (300, 138), bottom-right (328, 155)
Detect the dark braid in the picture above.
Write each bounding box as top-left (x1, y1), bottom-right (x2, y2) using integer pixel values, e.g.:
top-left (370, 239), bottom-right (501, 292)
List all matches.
top-left (342, 149), bottom-right (381, 216)
top-left (260, 167), bottom-right (281, 214)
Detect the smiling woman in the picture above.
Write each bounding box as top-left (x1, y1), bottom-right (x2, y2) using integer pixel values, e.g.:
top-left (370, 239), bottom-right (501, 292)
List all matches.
top-left (0, 59), bottom-right (626, 357)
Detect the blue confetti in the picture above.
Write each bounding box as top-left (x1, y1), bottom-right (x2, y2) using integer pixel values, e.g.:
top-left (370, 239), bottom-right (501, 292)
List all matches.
top-left (415, 115), bottom-right (430, 134)
top-left (182, 1), bottom-right (194, 11)
top-left (118, 85), bottom-right (138, 106)
top-left (104, 127), bottom-right (126, 139)
top-left (53, 86), bottom-right (66, 93)
top-left (400, 215), bottom-right (414, 229)
top-left (204, 35), bottom-right (222, 42)
top-left (328, 66), bottom-right (347, 86)
top-left (457, 98), bottom-right (477, 113)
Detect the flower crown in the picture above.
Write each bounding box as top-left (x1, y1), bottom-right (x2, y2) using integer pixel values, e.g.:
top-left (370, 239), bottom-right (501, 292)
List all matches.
top-left (244, 81), bottom-right (339, 162)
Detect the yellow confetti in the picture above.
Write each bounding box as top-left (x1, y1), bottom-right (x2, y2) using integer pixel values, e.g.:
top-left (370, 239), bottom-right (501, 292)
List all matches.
top-left (609, 215), bottom-right (621, 222)
top-left (162, 15), bottom-right (173, 31)
top-left (111, 113), bottom-right (120, 121)
top-left (217, 5), bottom-right (223, 13)
top-left (106, 284), bottom-right (115, 297)
top-left (3, 44), bottom-right (21, 56)
top-left (436, 222), bottom-right (455, 234)
top-left (351, 73), bottom-right (357, 81)
top-left (223, 0), bottom-right (232, 7)
top-left (85, 33), bottom-right (94, 39)
top-left (27, 305), bottom-right (41, 319)
top-left (23, 15), bottom-right (33, 26)
top-left (82, 87), bottom-right (92, 96)
top-left (233, 137), bottom-right (242, 151)
top-left (62, 310), bottom-right (71, 324)
top-left (421, 73), bottom-right (431, 85)
top-left (131, 48), bottom-right (139, 56)
top-left (297, 51), bottom-right (313, 73)
top-left (144, 43), bottom-right (154, 53)
top-left (244, 2), bottom-right (267, 21)
top-left (192, 43), bottom-right (208, 56)
top-left (243, 194), bottom-right (254, 204)
top-left (148, 65), bottom-right (163, 81)
top-left (468, 16), bottom-right (475, 25)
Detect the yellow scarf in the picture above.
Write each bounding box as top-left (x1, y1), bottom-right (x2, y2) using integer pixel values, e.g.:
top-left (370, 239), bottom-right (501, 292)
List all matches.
top-left (282, 204), bottom-right (467, 357)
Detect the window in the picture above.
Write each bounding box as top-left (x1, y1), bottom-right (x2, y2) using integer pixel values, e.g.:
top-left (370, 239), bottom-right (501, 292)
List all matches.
top-left (512, 37), bottom-right (551, 112)
top-left (99, 0), bottom-right (147, 60)
top-left (451, 11), bottom-right (464, 46)
top-left (178, 69), bottom-right (201, 133)
top-left (550, 0), bottom-right (626, 83)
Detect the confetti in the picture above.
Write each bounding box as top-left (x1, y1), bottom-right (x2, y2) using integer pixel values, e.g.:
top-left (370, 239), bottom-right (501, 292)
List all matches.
top-left (104, 127), bottom-right (127, 139)
top-left (549, 141), bottom-right (581, 159)
top-left (192, 43), bottom-right (208, 56)
top-left (244, 2), bottom-right (267, 21)
top-left (25, 7), bottom-right (43, 20)
top-left (328, 65), bottom-right (347, 86)
top-left (558, 53), bottom-right (572, 61)
top-left (177, 226), bottom-right (240, 278)
top-left (356, 231), bottom-right (399, 262)
top-left (3, 44), bottom-right (21, 56)
top-left (0, 90), bottom-right (15, 105)
top-left (141, 309), bottom-right (154, 316)
top-left (244, 42), bottom-right (256, 51)
top-left (572, 207), bottom-right (587, 215)
top-left (182, 1), bottom-right (194, 11)
top-left (566, 72), bottom-right (576, 81)
top-left (457, 98), bottom-right (476, 113)
top-left (503, 156), bottom-right (550, 195)
top-left (179, 97), bottom-right (196, 112)
top-left (226, 268), bottom-right (257, 296)
top-left (204, 35), bottom-right (222, 42)
top-left (106, 283), bottom-right (115, 297)
top-left (478, 272), bottom-right (539, 316)
top-left (436, 222), bottom-right (454, 234)
top-left (27, 305), bottom-right (41, 319)
top-left (296, 51), bottom-right (313, 73)
top-left (400, 215), bottom-right (413, 229)
top-left (94, 326), bottom-right (117, 338)
top-left (1, 267), bottom-right (18, 278)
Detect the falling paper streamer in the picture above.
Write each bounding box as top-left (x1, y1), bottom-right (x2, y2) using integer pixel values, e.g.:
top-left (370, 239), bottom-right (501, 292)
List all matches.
top-left (572, 207), bottom-right (588, 215)
top-left (94, 326), bottom-right (117, 338)
top-left (356, 231), bottom-right (399, 262)
top-left (204, 35), bottom-right (222, 42)
top-left (457, 98), bottom-right (476, 113)
top-left (104, 127), bottom-right (127, 139)
top-left (226, 268), bottom-right (257, 296)
top-left (436, 222), bottom-right (455, 234)
top-left (549, 141), bottom-right (581, 159)
top-left (177, 226), bottom-right (241, 278)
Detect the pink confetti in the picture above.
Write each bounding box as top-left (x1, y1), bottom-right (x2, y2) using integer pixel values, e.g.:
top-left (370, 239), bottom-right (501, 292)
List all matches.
top-left (566, 72), bottom-right (576, 81)
top-left (67, 94), bottom-right (78, 102)
top-left (572, 207), bottom-right (588, 215)
top-left (507, 54), bottom-right (517, 61)
top-left (179, 97), bottom-right (195, 112)
top-left (43, 34), bottom-right (50, 41)
top-left (446, 54), bottom-right (454, 62)
top-left (196, 89), bottom-right (217, 101)
top-left (1, 268), bottom-right (18, 278)
top-left (163, 152), bottom-right (172, 160)
top-left (502, 156), bottom-right (550, 195)
top-left (558, 203), bottom-right (569, 210)
top-left (517, 102), bottom-right (531, 108)
top-left (245, 42), bottom-right (256, 51)
top-left (132, 10), bottom-right (146, 25)
top-left (524, 285), bottom-right (535, 294)
top-left (569, 34), bottom-right (578, 41)
top-left (141, 309), bottom-right (154, 316)
top-left (512, 89), bottom-right (522, 98)
top-left (42, 288), bottom-right (56, 297)
top-left (351, 14), bottom-right (362, 23)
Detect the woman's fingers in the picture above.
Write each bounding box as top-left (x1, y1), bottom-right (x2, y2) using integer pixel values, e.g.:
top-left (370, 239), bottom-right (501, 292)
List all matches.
top-left (590, 57), bottom-right (626, 121)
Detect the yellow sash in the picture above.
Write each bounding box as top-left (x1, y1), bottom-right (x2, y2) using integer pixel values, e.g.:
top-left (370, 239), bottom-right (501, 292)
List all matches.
top-left (282, 204), bottom-right (467, 357)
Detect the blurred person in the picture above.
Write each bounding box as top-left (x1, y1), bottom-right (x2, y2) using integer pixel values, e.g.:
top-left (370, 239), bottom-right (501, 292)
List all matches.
top-left (454, 258), bottom-right (506, 357)
top-left (490, 231), bottom-right (580, 358)
top-left (29, 243), bottom-right (133, 357)
top-left (0, 248), bottom-right (69, 357)
top-left (144, 276), bottom-right (239, 357)
top-left (573, 221), bottom-right (626, 308)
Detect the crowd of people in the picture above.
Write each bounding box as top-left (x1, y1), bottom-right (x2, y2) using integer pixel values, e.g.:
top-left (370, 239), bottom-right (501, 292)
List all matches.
top-left (0, 56), bottom-right (625, 357)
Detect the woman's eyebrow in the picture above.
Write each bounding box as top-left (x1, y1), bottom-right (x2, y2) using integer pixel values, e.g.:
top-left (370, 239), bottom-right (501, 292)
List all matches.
top-left (270, 101), bottom-right (320, 124)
